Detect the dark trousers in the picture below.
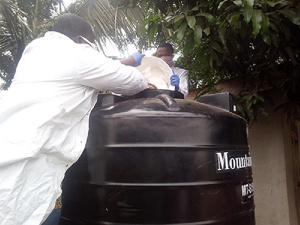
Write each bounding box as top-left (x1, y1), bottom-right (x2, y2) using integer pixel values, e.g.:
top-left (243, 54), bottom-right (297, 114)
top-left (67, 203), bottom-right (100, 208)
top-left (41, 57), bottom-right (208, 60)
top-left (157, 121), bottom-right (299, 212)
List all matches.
top-left (41, 208), bottom-right (61, 225)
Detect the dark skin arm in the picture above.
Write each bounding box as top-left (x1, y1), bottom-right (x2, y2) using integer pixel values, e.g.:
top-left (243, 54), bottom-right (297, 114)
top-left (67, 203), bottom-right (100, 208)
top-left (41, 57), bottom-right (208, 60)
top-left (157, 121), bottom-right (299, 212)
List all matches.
top-left (120, 56), bottom-right (135, 66)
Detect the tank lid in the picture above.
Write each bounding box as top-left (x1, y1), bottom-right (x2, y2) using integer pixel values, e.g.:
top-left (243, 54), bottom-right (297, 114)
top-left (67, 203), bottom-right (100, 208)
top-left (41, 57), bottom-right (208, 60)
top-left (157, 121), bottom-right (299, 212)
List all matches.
top-left (95, 90), bottom-right (184, 107)
top-left (134, 89), bottom-right (184, 99)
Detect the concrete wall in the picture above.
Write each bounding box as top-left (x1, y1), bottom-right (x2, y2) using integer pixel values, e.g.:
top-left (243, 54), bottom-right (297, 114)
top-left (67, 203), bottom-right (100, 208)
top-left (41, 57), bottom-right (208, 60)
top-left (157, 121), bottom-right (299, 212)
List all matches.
top-left (187, 88), bottom-right (299, 225)
top-left (249, 106), bottom-right (298, 225)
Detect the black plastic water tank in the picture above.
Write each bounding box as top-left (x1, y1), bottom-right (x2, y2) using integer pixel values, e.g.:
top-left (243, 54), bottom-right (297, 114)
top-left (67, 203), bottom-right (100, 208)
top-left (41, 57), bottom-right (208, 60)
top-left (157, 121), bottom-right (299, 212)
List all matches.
top-left (60, 90), bottom-right (255, 225)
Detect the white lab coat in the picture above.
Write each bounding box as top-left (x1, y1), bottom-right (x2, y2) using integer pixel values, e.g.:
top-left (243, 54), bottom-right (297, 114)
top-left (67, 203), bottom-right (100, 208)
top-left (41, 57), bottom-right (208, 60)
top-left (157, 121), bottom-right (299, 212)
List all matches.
top-left (0, 31), bottom-right (147, 225)
top-left (171, 66), bottom-right (189, 98)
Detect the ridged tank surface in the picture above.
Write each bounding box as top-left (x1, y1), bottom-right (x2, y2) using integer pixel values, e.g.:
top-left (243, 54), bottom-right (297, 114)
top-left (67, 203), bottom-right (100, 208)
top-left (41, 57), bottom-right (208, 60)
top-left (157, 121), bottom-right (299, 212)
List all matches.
top-left (60, 90), bottom-right (255, 225)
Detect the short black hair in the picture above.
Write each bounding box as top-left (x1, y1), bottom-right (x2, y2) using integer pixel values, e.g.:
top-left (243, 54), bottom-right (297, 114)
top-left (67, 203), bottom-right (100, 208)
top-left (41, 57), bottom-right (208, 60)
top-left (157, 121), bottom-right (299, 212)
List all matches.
top-left (52, 13), bottom-right (93, 40)
top-left (157, 43), bottom-right (174, 54)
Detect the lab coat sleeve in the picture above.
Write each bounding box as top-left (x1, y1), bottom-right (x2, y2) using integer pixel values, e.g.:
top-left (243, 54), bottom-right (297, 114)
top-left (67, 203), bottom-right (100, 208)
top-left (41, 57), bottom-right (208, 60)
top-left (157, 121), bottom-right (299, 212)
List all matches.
top-left (172, 67), bottom-right (189, 98)
top-left (75, 46), bottom-right (148, 96)
top-left (178, 69), bottom-right (189, 98)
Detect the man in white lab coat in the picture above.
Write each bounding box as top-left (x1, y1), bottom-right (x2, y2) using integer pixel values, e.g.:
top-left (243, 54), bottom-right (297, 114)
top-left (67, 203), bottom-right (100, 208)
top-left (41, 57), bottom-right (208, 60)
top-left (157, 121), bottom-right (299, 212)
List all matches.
top-left (156, 43), bottom-right (189, 98)
top-left (0, 13), bottom-right (148, 225)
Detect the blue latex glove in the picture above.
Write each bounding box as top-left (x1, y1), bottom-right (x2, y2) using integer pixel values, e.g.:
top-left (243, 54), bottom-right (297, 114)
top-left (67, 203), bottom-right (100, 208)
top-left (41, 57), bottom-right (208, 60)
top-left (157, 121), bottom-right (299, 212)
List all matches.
top-left (131, 52), bottom-right (145, 67)
top-left (170, 73), bottom-right (180, 91)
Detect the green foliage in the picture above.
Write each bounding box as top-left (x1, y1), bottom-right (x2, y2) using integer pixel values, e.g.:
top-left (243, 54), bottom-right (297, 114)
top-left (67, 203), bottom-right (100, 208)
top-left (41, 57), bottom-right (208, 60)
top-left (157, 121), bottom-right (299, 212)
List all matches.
top-left (139, 0), bottom-right (300, 123)
top-left (0, 0), bottom-right (62, 90)
top-left (68, 0), bottom-right (147, 53)
top-left (237, 90), bottom-right (269, 124)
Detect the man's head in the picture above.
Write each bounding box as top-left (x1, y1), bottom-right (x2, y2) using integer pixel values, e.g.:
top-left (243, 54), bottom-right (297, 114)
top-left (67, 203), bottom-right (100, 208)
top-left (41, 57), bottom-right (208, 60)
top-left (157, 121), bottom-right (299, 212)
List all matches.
top-left (156, 43), bottom-right (174, 67)
top-left (52, 13), bottom-right (95, 44)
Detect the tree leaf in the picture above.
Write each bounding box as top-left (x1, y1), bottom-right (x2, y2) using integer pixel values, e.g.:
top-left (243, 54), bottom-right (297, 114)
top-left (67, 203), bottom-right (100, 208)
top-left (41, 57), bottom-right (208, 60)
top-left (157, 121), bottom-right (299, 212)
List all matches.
top-left (269, 22), bottom-right (279, 32)
top-left (237, 104), bottom-right (246, 117)
top-left (229, 13), bottom-right (240, 25)
top-left (210, 40), bottom-right (224, 53)
top-left (233, 0), bottom-right (243, 6)
top-left (180, 5), bottom-right (189, 16)
top-left (262, 35), bottom-right (271, 45)
top-left (194, 25), bottom-right (202, 44)
top-left (252, 98), bottom-right (257, 105)
top-left (260, 108), bottom-right (269, 117)
top-left (256, 95), bottom-right (264, 102)
top-left (149, 22), bottom-right (158, 40)
top-left (277, 9), bottom-right (300, 25)
top-left (261, 12), bottom-right (269, 37)
top-left (251, 9), bottom-right (262, 38)
top-left (245, 0), bottom-right (254, 7)
top-left (196, 12), bottom-right (214, 22)
top-left (243, 3), bottom-right (253, 24)
top-left (266, 1), bottom-right (290, 7)
top-left (183, 35), bottom-right (195, 55)
top-left (191, 6), bottom-right (199, 11)
top-left (174, 14), bottom-right (185, 23)
top-left (218, 0), bottom-right (228, 9)
top-left (218, 27), bottom-right (226, 45)
top-left (177, 22), bottom-right (187, 41)
top-left (186, 16), bottom-right (196, 29)
top-left (203, 27), bottom-right (210, 36)
top-left (246, 99), bottom-right (252, 109)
